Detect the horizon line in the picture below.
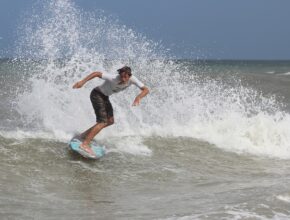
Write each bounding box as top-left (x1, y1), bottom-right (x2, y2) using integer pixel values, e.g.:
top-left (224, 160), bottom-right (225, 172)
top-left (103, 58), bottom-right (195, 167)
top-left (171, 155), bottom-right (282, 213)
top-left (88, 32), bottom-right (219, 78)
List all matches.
top-left (0, 57), bottom-right (290, 62)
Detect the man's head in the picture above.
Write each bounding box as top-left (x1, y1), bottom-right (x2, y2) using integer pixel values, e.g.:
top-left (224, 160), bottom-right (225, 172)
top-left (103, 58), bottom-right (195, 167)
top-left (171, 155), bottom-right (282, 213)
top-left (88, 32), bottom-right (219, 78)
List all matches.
top-left (117, 66), bottom-right (132, 83)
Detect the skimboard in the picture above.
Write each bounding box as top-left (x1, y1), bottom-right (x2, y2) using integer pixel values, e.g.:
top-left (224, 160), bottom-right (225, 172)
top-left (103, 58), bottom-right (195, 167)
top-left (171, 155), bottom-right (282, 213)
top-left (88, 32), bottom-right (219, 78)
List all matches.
top-left (69, 138), bottom-right (105, 159)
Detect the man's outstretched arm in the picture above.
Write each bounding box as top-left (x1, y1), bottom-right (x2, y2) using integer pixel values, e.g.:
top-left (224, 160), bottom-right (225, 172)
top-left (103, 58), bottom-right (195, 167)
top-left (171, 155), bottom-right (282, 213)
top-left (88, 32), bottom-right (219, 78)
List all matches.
top-left (132, 86), bottom-right (149, 106)
top-left (72, 72), bottom-right (102, 89)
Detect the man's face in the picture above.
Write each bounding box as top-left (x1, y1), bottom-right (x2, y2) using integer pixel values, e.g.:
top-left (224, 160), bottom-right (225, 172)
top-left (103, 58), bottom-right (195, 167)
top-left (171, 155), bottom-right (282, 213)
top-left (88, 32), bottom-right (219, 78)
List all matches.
top-left (119, 72), bottom-right (131, 83)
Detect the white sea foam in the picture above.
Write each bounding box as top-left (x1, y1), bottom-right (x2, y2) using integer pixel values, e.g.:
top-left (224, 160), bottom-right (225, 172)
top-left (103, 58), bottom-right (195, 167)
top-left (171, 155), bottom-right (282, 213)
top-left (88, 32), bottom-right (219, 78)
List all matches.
top-left (281, 72), bottom-right (290, 76)
top-left (277, 194), bottom-right (290, 203)
top-left (0, 130), bottom-right (59, 140)
top-left (159, 210), bottom-right (290, 220)
top-left (108, 136), bottom-right (152, 156)
top-left (11, 0), bottom-right (290, 159)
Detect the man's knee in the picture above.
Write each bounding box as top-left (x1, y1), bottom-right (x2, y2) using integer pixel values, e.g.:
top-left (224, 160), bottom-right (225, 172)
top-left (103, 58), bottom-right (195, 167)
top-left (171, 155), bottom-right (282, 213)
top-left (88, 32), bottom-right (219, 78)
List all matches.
top-left (97, 122), bottom-right (107, 128)
top-left (107, 117), bottom-right (114, 126)
top-left (97, 117), bottom-right (114, 127)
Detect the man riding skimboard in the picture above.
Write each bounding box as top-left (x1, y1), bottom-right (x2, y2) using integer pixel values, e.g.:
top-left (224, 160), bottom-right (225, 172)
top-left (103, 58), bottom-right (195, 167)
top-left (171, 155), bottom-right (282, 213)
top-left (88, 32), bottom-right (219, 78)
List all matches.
top-left (72, 66), bottom-right (149, 156)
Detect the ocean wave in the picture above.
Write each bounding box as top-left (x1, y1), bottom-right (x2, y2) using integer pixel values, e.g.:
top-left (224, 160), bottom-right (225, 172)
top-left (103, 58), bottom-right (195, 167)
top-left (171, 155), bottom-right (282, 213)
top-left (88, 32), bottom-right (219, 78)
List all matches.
top-left (281, 72), bottom-right (290, 76)
top-left (7, 0), bottom-right (290, 160)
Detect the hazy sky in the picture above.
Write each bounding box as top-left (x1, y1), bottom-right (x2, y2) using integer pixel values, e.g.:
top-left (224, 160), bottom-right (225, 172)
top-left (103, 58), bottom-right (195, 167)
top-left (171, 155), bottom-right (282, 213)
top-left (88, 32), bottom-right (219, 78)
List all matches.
top-left (1, 0), bottom-right (290, 59)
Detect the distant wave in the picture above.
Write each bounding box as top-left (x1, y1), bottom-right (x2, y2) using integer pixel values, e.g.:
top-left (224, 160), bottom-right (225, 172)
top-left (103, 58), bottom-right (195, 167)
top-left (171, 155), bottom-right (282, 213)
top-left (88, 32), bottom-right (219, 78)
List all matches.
top-left (281, 72), bottom-right (290, 75)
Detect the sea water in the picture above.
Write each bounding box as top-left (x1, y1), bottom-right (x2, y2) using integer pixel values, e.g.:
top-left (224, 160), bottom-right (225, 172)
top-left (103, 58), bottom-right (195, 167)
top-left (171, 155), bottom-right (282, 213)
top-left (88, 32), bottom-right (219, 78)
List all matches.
top-left (1, 0), bottom-right (290, 219)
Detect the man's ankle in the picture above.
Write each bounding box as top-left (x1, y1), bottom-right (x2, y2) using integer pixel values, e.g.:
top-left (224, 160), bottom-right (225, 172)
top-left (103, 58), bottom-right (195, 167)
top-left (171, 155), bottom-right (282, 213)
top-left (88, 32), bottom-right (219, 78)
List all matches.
top-left (83, 140), bottom-right (91, 146)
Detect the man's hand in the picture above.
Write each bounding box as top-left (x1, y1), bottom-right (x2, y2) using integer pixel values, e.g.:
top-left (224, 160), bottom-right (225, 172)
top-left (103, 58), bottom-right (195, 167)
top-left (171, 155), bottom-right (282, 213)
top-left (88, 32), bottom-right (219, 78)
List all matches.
top-left (72, 80), bottom-right (85, 89)
top-left (132, 87), bottom-right (149, 106)
top-left (132, 97), bottom-right (141, 106)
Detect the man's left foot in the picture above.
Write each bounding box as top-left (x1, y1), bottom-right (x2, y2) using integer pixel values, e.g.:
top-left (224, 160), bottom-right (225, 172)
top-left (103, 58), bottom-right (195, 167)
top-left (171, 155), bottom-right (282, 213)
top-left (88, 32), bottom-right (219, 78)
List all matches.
top-left (80, 143), bottom-right (95, 156)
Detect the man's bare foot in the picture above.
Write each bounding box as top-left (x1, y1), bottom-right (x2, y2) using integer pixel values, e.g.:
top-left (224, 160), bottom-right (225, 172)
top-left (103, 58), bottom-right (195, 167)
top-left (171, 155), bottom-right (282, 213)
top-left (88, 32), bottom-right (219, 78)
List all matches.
top-left (80, 143), bottom-right (95, 155)
top-left (75, 134), bottom-right (85, 141)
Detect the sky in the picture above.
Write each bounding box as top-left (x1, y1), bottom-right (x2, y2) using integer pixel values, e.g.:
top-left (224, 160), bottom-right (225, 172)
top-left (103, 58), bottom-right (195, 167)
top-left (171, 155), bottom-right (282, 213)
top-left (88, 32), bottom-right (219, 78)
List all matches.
top-left (0, 0), bottom-right (290, 59)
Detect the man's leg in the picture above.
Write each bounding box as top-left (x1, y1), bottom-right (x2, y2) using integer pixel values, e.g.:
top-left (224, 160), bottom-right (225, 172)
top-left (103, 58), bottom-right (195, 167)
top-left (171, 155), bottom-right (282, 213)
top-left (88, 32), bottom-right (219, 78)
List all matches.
top-left (79, 117), bottom-right (114, 140)
top-left (80, 117), bottom-right (114, 154)
top-left (79, 125), bottom-right (95, 140)
top-left (80, 122), bottom-right (107, 154)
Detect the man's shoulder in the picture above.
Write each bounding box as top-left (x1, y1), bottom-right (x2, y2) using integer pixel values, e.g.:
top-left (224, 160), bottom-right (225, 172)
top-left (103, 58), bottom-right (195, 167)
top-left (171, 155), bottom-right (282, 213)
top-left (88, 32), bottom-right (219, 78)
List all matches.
top-left (102, 72), bottom-right (118, 80)
top-left (129, 75), bottom-right (145, 88)
top-left (130, 75), bottom-right (139, 81)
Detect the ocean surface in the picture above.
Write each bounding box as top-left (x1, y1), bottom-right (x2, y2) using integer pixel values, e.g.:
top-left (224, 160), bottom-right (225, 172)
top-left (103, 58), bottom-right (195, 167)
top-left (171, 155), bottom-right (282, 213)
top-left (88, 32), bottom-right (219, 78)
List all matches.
top-left (1, 1), bottom-right (290, 219)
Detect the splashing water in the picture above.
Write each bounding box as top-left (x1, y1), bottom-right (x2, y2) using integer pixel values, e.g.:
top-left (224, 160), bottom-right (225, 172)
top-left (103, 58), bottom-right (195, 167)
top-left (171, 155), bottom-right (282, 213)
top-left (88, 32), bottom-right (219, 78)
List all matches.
top-left (13, 0), bottom-right (290, 158)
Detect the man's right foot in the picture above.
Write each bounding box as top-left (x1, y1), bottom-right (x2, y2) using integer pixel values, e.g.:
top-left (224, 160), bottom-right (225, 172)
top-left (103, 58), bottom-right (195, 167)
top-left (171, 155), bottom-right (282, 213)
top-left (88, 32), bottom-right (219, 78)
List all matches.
top-left (75, 134), bottom-right (85, 141)
top-left (80, 143), bottom-right (95, 156)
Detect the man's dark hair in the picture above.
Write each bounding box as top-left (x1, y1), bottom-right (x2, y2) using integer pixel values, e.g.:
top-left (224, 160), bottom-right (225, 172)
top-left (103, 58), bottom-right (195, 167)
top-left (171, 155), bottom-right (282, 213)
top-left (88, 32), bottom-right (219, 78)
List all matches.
top-left (117, 66), bottom-right (132, 76)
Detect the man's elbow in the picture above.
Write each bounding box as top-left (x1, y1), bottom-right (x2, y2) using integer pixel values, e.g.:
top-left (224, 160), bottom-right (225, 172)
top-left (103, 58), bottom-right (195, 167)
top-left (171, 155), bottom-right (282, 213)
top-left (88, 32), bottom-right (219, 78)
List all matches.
top-left (93, 71), bottom-right (102, 78)
top-left (142, 86), bottom-right (150, 94)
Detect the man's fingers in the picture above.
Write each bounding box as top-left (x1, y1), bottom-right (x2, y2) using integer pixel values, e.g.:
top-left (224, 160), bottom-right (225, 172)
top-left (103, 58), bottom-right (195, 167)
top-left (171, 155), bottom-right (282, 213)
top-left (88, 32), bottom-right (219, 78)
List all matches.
top-left (73, 82), bottom-right (82, 89)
